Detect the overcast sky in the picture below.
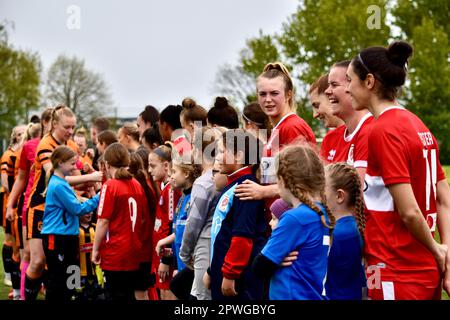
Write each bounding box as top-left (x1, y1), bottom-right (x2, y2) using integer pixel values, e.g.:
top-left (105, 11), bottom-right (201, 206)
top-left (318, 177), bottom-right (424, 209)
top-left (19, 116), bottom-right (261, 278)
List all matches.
top-left (1, 0), bottom-right (298, 118)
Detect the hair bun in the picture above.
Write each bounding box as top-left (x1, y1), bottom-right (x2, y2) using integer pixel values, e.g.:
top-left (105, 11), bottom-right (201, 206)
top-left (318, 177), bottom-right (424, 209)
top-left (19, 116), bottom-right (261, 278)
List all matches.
top-left (182, 97), bottom-right (196, 109)
top-left (263, 62), bottom-right (291, 77)
top-left (214, 97), bottom-right (229, 109)
top-left (387, 41), bottom-right (413, 67)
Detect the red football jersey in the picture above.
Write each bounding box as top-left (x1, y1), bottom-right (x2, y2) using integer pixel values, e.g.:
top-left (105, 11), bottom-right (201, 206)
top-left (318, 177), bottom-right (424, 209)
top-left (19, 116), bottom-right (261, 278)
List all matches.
top-left (364, 107), bottom-right (446, 286)
top-left (319, 125), bottom-right (346, 163)
top-left (263, 113), bottom-right (316, 157)
top-left (321, 113), bottom-right (373, 168)
top-left (97, 178), bottom-right (149, 271)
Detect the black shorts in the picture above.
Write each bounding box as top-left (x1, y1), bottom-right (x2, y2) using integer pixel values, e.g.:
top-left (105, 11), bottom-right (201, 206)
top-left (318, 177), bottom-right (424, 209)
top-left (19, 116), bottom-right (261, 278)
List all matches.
top-left (27, 204), bottom-right (44, 239)
top-left (103, 269), bottom-right (138, 301)
top-left (133, 262), bottom-right (155, 291)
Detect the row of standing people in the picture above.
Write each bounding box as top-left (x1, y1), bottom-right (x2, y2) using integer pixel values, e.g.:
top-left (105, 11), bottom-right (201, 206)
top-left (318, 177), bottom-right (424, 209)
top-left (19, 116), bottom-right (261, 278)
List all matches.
top-left (1, 39), bottom-right (449, 300)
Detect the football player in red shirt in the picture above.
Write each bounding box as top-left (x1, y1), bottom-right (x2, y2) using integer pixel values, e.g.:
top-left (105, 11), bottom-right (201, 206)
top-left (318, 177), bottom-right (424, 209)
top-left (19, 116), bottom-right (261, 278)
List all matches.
top-left (324, 60), bottom-right (374, 182)
top-left (309, 73), bottom-right (345, 163)
top-left (235, 62), bottom-right (316, 205)
top-left (347, 40), bottom-right (450, 299)
top-left (92, 143), bottom-right (149, 301)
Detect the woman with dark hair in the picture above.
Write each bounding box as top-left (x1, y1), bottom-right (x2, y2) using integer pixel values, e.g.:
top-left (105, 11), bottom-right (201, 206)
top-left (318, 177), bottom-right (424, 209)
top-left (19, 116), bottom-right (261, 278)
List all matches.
top-left (346, 41), bottom-right (450, 300)
top-left (159, 104), bottom-right (191, 155)
top-left (207, 97), bottom-right (239, 129)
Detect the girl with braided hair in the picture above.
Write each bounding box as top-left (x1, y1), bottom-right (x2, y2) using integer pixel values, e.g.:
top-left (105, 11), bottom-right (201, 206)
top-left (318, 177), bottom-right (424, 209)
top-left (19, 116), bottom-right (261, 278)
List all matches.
top-left (252, 144), bottom-right (335, 300)
top-left (324, 162), bottom-right (366, 300)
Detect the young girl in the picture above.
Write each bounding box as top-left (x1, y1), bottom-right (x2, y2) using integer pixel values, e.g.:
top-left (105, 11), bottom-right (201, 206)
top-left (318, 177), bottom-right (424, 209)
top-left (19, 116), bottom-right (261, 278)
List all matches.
top-left (242, 102), bottom-right (271, 144)
top-left (91, 143), bottom-right (148, 301)
top-left (179, 126), bottom-right (225, 300)
top-left (347, 41), bottom-right (450, 299)
top-left (25, 105), bottom-right (101, 300)
top-left (206, 129), bottom-right (268, 300)
top-left (40, 146), bottom-right (99, 301)
top-left (325, 162), bottom-right (366, 300)
top-left (252, 144), bottom-right (335, 300)
top-left (155, 152), bottom-right (201, 299)
top-left (128, 152), bottom-right (157, 300)
top-left (179, 97), bottom-right (207, 143)
top-left (148, 143), bottom-right (181, 300)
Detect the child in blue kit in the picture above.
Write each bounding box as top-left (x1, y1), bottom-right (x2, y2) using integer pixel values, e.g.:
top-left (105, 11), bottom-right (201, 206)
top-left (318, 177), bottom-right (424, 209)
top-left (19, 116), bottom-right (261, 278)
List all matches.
top-left (41, 146), bottom-right (99, 301)
top-left (252, 144), bottom-right (336, 300)
top-left (205, 129), bottom-right (268, 300)
top-left (324, 162), bottom-right (366, 300)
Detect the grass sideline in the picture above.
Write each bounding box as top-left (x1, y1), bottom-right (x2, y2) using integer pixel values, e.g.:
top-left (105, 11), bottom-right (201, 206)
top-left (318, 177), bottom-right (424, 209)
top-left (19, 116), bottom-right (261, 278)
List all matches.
top-left (1, 166), bottom-right (450, 300)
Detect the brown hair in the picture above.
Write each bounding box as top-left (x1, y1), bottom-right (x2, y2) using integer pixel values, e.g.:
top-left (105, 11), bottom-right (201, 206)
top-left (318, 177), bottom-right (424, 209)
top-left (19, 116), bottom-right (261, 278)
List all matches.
top-left (151, 142), bottom-right (173, 162)
top-left (44, 145), bottom-right (77, 194)
top-left (243, 102), bottom-right (271, 133)
top-left (276, 144), bottom-right (336, 231)
top-left (258, 62), bottom-right (296, 111)
top-left (309, 73), bottom-right (329, 95)
top-left (221, 129), bottom-right (263, 169)
top-left (172, 151), bottom-right (202, 184)
top-left (326, 162), bottom-right (365, 238)
top-left (120, 122), bottom-right (140, 143)
top-left (92, 117), bottom-right (110, 132)
top-left (103, 142), bottom-right (132, 179)
top-left (50, 104), bottom-right (75, 133)
top-left (193, 126), bottom-right (227, 163)
top-left (129, 152), bottom-right (157, 225)
top-left (97, 130), bottom-right (118, 146)
top-left (40, 107), bottom-right (53, 138)
top-left (180, 98), bottom-right (207, 126)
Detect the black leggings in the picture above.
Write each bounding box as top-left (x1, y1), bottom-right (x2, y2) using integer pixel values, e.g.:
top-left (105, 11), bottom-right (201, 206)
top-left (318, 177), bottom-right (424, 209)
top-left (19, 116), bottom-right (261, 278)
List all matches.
top-left (42, 234), bottom-right (79, 301)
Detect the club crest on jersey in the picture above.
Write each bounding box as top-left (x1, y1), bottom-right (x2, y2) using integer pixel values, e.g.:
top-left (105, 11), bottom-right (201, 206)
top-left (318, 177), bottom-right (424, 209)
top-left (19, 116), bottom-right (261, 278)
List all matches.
top-left (219, 195), bottom-right (230, 212)
top-left (347, 144), bottom-right (355, 165)
top-left (328, 149), bottom-right (336, 161)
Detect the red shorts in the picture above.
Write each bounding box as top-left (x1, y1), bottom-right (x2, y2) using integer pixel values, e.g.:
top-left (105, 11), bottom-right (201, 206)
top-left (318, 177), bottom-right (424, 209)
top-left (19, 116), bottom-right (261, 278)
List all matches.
top-left (368, 281), bottom-right (442, 300)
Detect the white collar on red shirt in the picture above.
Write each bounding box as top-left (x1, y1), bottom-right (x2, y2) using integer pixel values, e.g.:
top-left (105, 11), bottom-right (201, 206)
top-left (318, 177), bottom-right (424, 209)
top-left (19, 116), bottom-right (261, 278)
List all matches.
top-left (267, 112), bottom-right (296, 150)
top-left (343, 112), bottom-right (373, 142)
top-left (378, 106), bottom-right (405, 117)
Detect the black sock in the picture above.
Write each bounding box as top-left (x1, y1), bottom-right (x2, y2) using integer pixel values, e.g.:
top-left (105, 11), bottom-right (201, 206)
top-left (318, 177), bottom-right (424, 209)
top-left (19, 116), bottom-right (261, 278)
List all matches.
top-left (10, 259), bottom-right (21, 289)
top-left (2, 244), bottom-right (13, 274)
top-left (25, 275), bottom-right (42, 301)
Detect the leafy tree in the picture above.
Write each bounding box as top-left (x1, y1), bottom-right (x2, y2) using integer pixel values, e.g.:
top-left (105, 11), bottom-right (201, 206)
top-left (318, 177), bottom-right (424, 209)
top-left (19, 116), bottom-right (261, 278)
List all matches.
top-left (278, 0), bottom-right (390, 85)
top-left (211, 63), bottom-right (256, 108)
top-left (0, 23), bottom-right (41, 151)
top-left (240, 30), bottom-right (282, 77)
top-left (44, 55), bottom-right (114, 127)
top-left (392, 0), bottom-right (450, 162)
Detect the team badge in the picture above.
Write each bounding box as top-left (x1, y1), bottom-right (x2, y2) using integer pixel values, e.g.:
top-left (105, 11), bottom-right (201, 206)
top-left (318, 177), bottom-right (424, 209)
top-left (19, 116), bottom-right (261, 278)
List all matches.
top-left (219, 195), bottom-right (230, 212)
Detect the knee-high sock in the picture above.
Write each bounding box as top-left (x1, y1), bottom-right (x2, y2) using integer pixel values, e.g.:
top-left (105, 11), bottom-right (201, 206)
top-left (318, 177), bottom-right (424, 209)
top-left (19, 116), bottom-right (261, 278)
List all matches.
top-left (10, 256), bottom-right (21, 290)
top-left (20, 261), bottom-right (29, 300)
top-left (2, 244), bottom-right (13, 274)
top-left (24, 274), bottom-right (42, 301)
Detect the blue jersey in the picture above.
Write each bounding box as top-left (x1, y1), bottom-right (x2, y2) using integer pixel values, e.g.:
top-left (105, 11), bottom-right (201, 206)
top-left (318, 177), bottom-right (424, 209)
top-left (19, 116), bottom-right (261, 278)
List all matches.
top-left (42, 175), bottom-right (99, 235)
top-left (326, 216), bottom-right (366, 300)
top-left (173, 190), bottom-right (191, 271)
top-left (210, 173), bottom-right (268, 300)
top-left (261, 203), bottom-right (330, 300)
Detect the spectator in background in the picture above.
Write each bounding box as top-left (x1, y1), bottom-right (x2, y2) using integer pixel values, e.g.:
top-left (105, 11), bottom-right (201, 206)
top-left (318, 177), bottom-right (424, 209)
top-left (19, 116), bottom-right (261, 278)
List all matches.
top-left (137, 105), bottom-right (160, 140)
